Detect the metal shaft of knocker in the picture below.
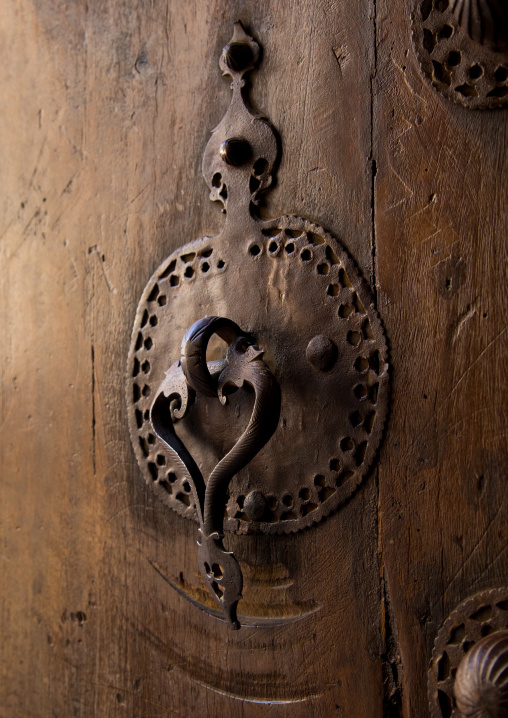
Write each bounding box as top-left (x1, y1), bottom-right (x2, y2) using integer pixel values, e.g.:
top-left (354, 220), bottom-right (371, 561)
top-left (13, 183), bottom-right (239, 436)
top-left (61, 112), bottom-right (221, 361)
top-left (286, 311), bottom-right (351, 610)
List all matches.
top-left (150, 316), bottom-right (280, 628)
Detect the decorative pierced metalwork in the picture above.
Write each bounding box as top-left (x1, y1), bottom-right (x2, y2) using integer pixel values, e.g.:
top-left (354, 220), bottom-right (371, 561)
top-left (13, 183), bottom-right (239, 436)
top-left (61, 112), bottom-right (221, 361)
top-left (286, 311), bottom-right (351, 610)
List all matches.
top-left (126, 23), bottom-right (390, 626)
top-left (411, 0), bottom-right (508, 109)
top-left (429, 588), bottom-right (508, 717)
top-left (449, 0), bottom-right (508, 51)
top-left (454, 630), bottom-right (508, 717)
top-left (150, 316), bottom-right (279, 627)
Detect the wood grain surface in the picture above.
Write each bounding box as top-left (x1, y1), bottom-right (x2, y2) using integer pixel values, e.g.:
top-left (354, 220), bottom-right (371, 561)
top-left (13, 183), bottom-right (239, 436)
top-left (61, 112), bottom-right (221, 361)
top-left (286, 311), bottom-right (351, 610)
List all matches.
top-left (0, 0), bottom-right (506, 716)
top-left (376, 1), bottom-right (508, 715)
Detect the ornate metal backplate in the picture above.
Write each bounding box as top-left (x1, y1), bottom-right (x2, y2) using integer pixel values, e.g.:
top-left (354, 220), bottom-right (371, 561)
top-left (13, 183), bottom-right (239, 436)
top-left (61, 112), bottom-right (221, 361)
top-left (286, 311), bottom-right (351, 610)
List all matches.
top-left (126, 23), bottom-right (389, 625)
top-left (411, 0), bottom-right (508, 109)
top-left (429, 588), bottom-right (508, 717)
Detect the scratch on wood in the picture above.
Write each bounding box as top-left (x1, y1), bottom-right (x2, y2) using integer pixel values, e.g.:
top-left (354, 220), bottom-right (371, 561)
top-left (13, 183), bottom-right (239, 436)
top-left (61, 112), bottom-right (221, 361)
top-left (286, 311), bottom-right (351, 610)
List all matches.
top-left (384, 162), bottom-right (414, 212)
top-left (398, 327), bottom-right (506, 471)
top-left (408, 194), bottom-right (437, 221)
top-left (473, 545), bottom-right (508, 588)
top-left (443, 327), bottom-right (506, 400)
top-left (109, 182), bottom-right (152, 224)
top-left (393, 118), bottom-right (413, 143)
top-left (422, 227), bottom-right (442, 244)
top-left (28, 136), bottom-right (48, 191)
top-left (450, 303), bottom-right (477, 344)
top-left (433, 480), bottom-right (508, 608)
top-left (88, 245), bottom-right (114, 293)
top-left (106, 504), bottom-right (155, 524)
top-left (61, 176), bottom-right (75, 196)
top-left (390, 55), bottom-right (427, 107)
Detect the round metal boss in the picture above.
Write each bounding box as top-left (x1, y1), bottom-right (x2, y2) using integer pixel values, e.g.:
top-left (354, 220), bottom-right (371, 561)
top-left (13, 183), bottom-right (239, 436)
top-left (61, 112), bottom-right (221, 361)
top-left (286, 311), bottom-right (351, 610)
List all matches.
top-left (126, 215), bottom-right (389, 536)
top-left (429, 587), bottom-right (508, 717)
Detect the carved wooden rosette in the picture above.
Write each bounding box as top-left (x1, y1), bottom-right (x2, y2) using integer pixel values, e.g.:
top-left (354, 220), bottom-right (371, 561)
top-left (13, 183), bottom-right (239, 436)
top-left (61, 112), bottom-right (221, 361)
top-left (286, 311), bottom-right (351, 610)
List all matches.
top-left (411, 0), bottom-right (508, 108)
top-left (127, 25), bottom-right (389, 545)
top-left (429, 588), bottom-right (508, 717)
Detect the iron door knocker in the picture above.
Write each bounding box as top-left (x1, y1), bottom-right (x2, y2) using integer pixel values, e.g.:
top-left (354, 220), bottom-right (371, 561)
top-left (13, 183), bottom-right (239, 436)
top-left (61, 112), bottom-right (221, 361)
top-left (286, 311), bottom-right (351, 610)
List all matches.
top-left (127, 22), bottom-right (390, 628)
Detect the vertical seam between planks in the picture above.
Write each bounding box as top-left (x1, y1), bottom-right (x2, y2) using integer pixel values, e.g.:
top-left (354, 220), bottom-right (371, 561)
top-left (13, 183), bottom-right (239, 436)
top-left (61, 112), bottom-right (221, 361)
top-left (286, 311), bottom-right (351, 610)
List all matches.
top-left (370, 0), bottom-right (378, 304)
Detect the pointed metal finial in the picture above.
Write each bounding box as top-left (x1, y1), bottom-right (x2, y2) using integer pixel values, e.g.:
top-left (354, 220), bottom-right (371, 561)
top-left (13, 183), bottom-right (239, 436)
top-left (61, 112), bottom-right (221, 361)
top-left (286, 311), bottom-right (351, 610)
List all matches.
top-left (201, 22), bottom-right (278, 216)
top-left (219, 22), bottom-right (260, 80)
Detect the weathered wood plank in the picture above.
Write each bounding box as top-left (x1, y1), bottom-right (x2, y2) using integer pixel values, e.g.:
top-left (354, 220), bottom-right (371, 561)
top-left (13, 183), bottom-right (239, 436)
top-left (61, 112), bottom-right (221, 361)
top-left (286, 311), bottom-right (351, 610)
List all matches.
top-left (375, 0), bottom-right (508, 714)
top-left (0, 1), bottom-right (383, 716)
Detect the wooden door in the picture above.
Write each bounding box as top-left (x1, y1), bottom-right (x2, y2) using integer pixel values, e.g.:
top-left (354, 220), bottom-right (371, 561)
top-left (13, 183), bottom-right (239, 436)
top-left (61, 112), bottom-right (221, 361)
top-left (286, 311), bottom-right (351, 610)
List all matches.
top-left (1, 1), bottom-right (507, 716)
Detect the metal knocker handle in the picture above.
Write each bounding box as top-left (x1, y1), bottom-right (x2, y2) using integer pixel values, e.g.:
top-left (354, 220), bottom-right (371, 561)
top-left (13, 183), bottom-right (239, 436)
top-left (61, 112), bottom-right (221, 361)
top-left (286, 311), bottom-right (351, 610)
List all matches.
top-left (150, 316), bottom-right (280, 628)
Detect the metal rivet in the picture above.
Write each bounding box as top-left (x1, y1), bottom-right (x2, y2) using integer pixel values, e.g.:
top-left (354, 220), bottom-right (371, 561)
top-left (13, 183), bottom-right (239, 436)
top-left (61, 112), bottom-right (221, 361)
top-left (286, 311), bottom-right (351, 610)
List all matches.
top-left (220, 137), bottom-right (251, 167)
top-left (244, 490), bottom-right (266, 521)
top-left (306, 335), bottom-right (338, 372)
top-left (224, 42), bottom-right (253, 72)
